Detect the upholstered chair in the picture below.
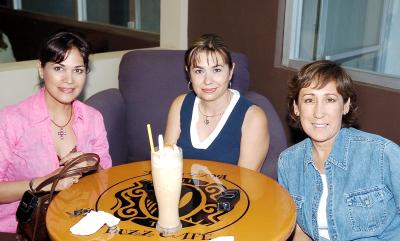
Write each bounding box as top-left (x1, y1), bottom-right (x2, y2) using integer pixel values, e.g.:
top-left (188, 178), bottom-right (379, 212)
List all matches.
top-left (86, 50), bottom-right (287, 179)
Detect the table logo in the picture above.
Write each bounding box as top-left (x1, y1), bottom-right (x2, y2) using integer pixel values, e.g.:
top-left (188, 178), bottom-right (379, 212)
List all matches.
top-left (96, 170), bottom-right (249, 239)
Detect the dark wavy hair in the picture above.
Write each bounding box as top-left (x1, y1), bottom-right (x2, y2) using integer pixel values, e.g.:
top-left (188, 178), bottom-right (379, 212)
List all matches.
top-left (38, 31), bottom-right (90, 72)
top-left (184, 33), bottom-right (233, 72)
top-left (287, 60), bottom-right (358, 129)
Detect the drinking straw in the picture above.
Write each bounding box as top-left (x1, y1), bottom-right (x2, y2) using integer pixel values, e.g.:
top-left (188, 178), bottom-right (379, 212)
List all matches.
top-left (158, 134), bottom-right (164, 151)
top-left (146, 124), bottom-right (155, 153)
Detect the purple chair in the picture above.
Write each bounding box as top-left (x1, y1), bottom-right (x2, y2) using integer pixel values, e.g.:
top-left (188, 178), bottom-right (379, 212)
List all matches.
top-left (86, 50), bottom-right (287, 179)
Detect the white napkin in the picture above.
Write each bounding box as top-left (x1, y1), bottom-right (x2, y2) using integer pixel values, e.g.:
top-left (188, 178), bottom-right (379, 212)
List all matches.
top-left (210, 236), bottom-right (234, 241)
top-left (70, 210), bottom-right (120, 235)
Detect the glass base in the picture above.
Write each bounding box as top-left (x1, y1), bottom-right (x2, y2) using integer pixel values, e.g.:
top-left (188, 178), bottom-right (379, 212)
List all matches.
top-left (156, 221), bottom-right (182, 235)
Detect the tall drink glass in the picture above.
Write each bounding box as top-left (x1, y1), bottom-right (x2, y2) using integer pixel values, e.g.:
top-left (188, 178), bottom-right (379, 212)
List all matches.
top-left (151, 145), bottom-right (183, 235)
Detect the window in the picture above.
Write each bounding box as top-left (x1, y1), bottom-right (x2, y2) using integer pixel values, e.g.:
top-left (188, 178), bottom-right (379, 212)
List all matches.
top-left (86, 0), bottom-right (160, 33)
top-left (3, 0), bottom-right (160, 33)
top-left (21, 0), bottom-right (74, 18)
top-left (283, 0), bottom-right (400, 89)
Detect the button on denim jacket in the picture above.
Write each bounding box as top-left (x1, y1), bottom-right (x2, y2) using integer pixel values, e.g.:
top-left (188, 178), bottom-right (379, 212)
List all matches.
top-left (278, 128), bottom-right (400, 240)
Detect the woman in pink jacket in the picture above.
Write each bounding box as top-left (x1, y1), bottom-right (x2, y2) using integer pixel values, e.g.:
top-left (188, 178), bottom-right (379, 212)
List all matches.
top-left (0, 32), bottom-right (112, 233)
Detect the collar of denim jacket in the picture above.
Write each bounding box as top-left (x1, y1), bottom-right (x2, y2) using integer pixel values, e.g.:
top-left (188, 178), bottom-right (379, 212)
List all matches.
top-left (303, 128), bottom-right (349, 171)
top-left (328, 128), bottom-right (349, 170)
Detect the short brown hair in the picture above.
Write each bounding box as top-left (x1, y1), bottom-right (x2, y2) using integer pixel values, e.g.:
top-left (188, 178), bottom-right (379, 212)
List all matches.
top-left (287, 60), bottom-right (358, 128)
top-left (185, 33), bottom-right (233, 71)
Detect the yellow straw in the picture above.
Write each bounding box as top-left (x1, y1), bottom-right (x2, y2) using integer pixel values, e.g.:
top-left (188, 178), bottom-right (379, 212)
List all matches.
top-left (146, 124), bottom-right (155, 153)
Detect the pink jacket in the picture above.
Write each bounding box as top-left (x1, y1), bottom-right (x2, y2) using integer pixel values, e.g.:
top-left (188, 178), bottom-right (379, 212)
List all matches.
top-left (0, 88), bottom-right (112, 232)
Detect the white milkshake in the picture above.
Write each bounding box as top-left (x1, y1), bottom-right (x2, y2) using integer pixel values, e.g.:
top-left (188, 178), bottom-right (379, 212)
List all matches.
top-left (151, 144), bottom-right (183, 235)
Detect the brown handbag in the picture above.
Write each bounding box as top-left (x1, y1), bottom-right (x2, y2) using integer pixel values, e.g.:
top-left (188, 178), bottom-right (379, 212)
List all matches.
top-left (16, 153), bottom-right (100, 241)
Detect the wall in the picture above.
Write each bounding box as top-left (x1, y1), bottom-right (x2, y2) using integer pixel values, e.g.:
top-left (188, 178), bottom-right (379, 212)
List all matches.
top-left (188, 0), bottom-right (400, 144)
top-left (160, 0), bottom-right (188, 50)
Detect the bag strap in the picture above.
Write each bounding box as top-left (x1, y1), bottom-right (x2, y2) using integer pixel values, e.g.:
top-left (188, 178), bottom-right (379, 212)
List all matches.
top-left (34, 153), bottom-right (100, 201)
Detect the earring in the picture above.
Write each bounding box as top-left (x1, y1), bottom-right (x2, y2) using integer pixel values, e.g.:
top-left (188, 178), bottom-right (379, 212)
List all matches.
top-left (229, 81), bottom-right (232, 89)
top-left (187, 81), bottom-right (192, 91)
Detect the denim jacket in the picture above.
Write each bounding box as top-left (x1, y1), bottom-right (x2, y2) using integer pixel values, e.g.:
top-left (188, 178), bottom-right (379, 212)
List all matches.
top-left (278, 128), bottom-right (400, 240)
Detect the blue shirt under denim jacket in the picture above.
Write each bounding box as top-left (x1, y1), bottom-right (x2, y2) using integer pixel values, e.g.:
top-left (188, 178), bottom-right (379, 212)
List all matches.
top-left (278, 128), bottom-right (400, 240)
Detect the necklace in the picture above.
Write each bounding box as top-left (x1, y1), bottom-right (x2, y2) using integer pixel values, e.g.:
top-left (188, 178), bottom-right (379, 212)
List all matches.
top-left (198, 107), bottom-right (224, 125)
top-left (198, 92), bottom-right (232, 126)
top-left (51, 107), bottom-right (73, 140)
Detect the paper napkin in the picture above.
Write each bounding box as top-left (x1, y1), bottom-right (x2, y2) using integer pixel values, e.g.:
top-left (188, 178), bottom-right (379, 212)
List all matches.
top-left (210, 236), bottom-right (234, 241)
top-left (70, 210), bottom-right (120, 235)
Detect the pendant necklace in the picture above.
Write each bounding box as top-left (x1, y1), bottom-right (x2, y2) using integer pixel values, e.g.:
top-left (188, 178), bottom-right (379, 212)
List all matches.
top-left (198, 107), bottom-right (224, 125)
top-left (51, 107), bottom-right (73, 140)
top-left (198, 92), bottom-right (231, 126)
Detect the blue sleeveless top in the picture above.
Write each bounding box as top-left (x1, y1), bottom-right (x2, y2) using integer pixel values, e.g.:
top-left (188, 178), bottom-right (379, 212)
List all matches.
top-left (177, 91), bottom-right (253, 165)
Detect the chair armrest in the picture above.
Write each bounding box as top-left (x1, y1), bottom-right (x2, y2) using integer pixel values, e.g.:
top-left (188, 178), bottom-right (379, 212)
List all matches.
top-left (244, 91), bottom-right (288, 180)
top-left (85, 88), bottom-right (128, 165)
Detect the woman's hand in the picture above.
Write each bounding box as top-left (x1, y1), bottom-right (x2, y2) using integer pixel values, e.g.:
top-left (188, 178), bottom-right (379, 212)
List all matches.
top-left (32, 168), bottom-right (80, 192)
top-left (292, 224), bottom-right (312, 241)
top-left (0, 152), bottom-right (85, 203)
top-left (32, 152), bottom-right (91, 192)
top-left (60, 151), bottom-right (98, 170)
top-left (0, 174), bottom-right (79, 204)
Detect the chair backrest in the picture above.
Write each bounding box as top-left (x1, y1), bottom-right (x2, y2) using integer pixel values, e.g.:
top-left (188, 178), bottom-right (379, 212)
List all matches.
top-left (244, 92), bottom-right (288, 179)
top-left (85, 88), bottom-right (128, 165)
top-left (118, 49), bottom-right (251, 162)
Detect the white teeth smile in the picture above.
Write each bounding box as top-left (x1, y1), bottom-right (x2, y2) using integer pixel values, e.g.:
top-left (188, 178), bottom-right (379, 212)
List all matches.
top-left (59, 88), bottom-right (73, 93)
top-left (313, 123), bottom-right (327, 128)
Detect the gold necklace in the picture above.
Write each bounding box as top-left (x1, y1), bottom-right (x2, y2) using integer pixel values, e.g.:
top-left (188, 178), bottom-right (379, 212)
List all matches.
top-left (198, 107), bottom-right (224, 125)
top-left (51, 107), bottom-right (73, 140)
top-left (198, 92), bottom-right (231, 126)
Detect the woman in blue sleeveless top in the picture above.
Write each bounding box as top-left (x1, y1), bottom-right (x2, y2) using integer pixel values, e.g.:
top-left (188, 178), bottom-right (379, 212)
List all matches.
top-left (164, 34), bottom-right (269, 171)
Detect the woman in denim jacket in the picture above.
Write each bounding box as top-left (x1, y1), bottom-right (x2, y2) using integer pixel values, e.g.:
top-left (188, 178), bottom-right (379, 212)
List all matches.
top-left (278, 60), bottom-right (400, 240)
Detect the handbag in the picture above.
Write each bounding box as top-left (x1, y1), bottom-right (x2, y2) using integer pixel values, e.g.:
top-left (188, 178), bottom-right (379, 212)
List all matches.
top-left (16, 153), bottom-right (100, 241)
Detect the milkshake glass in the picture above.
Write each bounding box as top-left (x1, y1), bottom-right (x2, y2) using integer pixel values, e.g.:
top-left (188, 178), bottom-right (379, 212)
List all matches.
top-left (151, 145), bottom-right (183, 235)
